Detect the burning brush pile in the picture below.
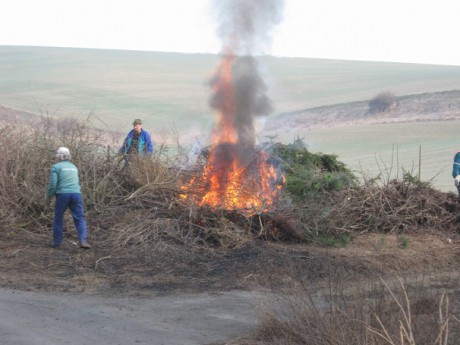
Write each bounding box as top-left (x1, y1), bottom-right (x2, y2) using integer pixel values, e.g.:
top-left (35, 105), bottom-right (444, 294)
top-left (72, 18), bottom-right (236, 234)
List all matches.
top-left (180, 0), bottom-right (286, 216)
top-left (180, 54), bottom-right (285, 215)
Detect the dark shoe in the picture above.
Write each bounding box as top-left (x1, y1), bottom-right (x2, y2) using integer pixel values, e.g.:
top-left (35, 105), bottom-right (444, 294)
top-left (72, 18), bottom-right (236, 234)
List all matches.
top-left (79, 241), bottom-right (91, 249)
top-left (50, 242), bottom-right (61, 249)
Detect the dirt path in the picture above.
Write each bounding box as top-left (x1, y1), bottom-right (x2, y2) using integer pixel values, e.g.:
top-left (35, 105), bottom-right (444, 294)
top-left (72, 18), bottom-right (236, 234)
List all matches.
top-left (1, 232), bottom-right (458, 344)
top-left (0, 287), bottom-right (258, 345)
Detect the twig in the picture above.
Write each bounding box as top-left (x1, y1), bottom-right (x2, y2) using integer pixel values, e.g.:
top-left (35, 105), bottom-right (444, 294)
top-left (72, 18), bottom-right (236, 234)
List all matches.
top-left (95, 255), bottom-right (112, 269)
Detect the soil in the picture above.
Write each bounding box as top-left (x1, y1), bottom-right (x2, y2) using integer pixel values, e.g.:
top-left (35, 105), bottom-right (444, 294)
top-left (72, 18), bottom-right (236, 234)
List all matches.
top-left (1, 227), bottom-right (459, 345)
top-left (1, 227), bottom-right (458, 296)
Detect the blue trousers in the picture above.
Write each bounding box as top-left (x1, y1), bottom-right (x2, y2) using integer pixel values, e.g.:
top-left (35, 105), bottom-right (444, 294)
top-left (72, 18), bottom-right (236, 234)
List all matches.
top-left (53, 193), bottom-right (87, 245)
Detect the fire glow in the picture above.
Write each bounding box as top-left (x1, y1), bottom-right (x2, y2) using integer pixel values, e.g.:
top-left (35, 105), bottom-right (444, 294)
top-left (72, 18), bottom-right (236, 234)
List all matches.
top-left (181, 53), bottom-right (285, 214)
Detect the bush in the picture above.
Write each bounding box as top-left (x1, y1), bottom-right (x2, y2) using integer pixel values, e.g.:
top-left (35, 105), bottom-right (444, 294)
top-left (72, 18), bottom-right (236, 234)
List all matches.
top-left (369, 91), bottom-right (398, 114)
top-left (270, 138), bottom-right (355, 200)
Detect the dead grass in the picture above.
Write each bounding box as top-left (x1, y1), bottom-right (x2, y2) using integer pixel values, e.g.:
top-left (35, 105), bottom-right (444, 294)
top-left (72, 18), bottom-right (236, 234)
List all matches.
top-left (230, 272), bottom-right (460, 345)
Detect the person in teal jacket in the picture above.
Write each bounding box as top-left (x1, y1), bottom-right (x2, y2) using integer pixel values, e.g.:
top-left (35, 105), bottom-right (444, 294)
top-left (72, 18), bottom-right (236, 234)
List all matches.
top-left (119, 118), bottom-right (154, 156)
top-left (453, 151), bottom-right (460, 194)
top-left (46, 147), bottom-right (91, 249)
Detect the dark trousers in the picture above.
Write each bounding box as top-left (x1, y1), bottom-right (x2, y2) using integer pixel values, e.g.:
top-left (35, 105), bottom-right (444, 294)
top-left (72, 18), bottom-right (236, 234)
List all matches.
top-left (53, 193), bottom-right (87, 245)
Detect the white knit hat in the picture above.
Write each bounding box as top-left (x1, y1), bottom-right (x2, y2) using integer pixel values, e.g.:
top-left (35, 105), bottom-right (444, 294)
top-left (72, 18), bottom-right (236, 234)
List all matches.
top-left (56, 147), bottom-right (70, 155)
top-left (55, 147), bottom-right (71, 160)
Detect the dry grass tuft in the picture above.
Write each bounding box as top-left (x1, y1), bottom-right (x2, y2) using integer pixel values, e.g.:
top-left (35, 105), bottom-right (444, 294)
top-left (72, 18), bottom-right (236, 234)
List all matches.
top-left (247, 272), bottom-right (460, 345)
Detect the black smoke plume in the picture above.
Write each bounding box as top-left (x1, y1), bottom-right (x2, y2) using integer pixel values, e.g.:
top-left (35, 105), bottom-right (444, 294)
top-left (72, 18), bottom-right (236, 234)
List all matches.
top-left (209, 0), bottom-right (285, 156)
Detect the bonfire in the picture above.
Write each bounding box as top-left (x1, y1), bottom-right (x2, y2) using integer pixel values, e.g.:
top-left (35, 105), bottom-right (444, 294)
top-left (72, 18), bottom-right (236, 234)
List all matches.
top-left (181, 52), bottom-right (285, 215)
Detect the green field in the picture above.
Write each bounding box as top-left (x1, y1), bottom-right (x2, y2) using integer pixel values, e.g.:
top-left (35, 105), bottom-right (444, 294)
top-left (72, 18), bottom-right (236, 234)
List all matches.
top-left (1, 46), bottom-right (460, 192)
top-left (2, 46), bottom-right (460, 131)
top-left (0, 46), bottom-right (216, 132)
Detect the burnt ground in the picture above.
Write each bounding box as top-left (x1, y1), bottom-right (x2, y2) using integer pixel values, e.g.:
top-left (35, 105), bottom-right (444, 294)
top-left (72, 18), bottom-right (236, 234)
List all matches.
top-left (1, 227), bottom-right (459, 297)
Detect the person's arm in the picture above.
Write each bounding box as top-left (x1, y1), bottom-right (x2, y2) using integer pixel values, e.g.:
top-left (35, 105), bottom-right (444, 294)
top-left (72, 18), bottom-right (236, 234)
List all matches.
top-left (119, 133), bottom-right (130, 154)
top-left (140, 130), bottom-right (153, 155)
top-left (46, 166), bottom-right (58, 198)
top-left (453, 152), bottom-right (460, 179)
top-left (146, 133), bottom-right (154, 155)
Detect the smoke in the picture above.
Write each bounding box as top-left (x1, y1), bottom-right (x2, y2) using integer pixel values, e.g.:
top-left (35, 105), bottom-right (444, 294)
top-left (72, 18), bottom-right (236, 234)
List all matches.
top-left (210, 0), bottom-right (285, 150)
top-left (181, 1), bottom-right (286, 211)
top-left (212, 0), bottom-right (285, 55)
top-left (209, 55), bottom-right (272, 148)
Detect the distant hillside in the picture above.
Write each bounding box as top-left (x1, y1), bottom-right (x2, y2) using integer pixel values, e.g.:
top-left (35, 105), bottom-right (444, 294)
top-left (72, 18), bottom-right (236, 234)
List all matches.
top-left (4, 89), bottom-right (460, 133)
top-left (2, 85), bottom-right (460, 193)
top-left (266, 90), bottom-right (460, 133)
top-left (2, 46), bottom-right (460, 137)
top-left (0, 105), bottom-right (36, 124)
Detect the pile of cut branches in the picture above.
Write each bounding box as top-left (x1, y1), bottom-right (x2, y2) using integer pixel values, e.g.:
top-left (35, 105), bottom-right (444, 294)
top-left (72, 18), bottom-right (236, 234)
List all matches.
top-left (299, 178), bottom-right (460, 237)
top-left (1, 115), bottom-right (459, 253)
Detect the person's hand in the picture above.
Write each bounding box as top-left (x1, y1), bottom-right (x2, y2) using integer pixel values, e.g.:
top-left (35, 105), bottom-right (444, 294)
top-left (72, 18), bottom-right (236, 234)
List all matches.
top-left (454, 175), bottom-right (460, 187)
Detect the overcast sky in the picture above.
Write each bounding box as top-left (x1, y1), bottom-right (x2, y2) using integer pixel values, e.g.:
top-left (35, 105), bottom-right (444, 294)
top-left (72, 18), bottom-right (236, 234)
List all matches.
top-left (2, 0), bottom-right (460, 66)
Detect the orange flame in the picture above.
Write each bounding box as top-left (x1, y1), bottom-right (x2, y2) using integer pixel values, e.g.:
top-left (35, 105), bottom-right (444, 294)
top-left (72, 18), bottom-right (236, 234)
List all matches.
top-left (181, 53), bottom-right (285, 215)
top-left (211, 53), bottom-right (237, 145)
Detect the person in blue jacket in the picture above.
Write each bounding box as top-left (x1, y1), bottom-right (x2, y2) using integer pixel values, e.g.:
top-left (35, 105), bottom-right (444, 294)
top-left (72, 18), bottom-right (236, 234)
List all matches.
top-left (119, 119), bottom-right (154, 156)
top-left (453, 152), bottom-right (460, 194)
top-left (46, 147), bottom-right (91, 249)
